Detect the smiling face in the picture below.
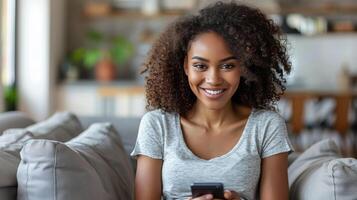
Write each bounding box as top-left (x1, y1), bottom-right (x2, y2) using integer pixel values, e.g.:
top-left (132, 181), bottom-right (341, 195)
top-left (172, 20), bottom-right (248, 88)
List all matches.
top-left (184, 32), bottom-right (241, 111)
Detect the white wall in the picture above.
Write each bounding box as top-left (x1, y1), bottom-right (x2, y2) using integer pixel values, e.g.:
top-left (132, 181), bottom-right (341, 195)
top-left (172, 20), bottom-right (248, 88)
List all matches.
top-left (0, 0), bottom-right (3, 112)
top-left (17, 0), bottom-right (66, 120)
top-left (1, 0), bottom-right (16, 112)
top-left (287, 34), bottom-right (357, 90)
top-left (50, 0), bottom-right (66, 114)
top-left (0, 69), bottom-right (3, 113)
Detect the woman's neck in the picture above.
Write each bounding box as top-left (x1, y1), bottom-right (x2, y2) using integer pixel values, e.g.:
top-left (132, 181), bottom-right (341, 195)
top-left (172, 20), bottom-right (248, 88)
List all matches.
top-left (185, 101), bottom-right (248, 130)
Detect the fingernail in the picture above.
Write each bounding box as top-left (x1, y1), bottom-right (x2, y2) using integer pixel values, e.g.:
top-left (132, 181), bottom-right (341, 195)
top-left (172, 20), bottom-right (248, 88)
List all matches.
top-left (205, 194), bottom-right (213, 199)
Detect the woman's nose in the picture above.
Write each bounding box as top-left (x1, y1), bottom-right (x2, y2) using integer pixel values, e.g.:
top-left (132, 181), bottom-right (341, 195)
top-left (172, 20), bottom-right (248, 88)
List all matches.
top-left (206, 68), bottom-right (223, 85)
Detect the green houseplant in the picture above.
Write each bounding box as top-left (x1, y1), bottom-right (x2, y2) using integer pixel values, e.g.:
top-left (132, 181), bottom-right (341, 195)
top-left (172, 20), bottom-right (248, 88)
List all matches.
top-left (3, 84), bottom-right (17, 111)
top-left (68, 30), bottom-right (134, 81)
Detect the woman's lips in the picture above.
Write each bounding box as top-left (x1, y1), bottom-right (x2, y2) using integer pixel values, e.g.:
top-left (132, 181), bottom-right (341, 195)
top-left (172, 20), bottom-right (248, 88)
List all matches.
top-left (201, 88), bottom-right (226, 99)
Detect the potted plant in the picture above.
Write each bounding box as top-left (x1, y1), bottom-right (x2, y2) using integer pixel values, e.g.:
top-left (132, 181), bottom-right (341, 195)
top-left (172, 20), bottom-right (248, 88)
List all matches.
top-left (68, 30), bottom-right (134, 81)
top-left (3, 84), bottom-right (17, 111)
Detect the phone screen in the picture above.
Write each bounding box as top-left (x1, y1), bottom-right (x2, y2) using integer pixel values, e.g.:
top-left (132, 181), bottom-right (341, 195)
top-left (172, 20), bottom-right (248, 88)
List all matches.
top-left (190, 182), bottom-right (224, 199)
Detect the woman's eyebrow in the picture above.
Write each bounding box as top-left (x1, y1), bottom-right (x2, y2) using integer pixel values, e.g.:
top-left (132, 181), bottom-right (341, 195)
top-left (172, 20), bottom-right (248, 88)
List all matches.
top-left (191, 56), bottom-right (237, 62)
top-left (219, 56), bottom-right (237, 62)
top-left (191, 56), bottom-right (209, 62)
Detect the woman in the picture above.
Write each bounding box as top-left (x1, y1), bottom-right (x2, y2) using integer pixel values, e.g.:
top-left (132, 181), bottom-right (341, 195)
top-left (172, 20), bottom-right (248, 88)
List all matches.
top-left (131, 2), bottom-right (293, 200)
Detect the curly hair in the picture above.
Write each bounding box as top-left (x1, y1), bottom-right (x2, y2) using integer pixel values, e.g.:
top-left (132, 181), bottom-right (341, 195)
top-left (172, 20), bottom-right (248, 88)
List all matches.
top-left (143, 1), bottom-right (291, 116)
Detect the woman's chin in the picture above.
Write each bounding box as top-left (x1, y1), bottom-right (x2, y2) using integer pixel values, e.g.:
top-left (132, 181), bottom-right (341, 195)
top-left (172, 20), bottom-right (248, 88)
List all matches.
top-left (200, 101), bottom-right (231, 111)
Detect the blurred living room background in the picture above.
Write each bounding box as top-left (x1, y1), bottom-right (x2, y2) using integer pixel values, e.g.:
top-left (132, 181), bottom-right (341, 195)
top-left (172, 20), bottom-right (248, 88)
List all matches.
top-left (1, 0), bottom-right (357, 156)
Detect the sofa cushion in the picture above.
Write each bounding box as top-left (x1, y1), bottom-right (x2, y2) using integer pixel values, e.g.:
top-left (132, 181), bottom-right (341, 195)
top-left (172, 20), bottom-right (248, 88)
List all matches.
top-left (0, 188), bottom-right (16, 200)
top-left (288, 152), bottom-right (301, 166)
top-left (17, 123), bottom-right (134, 200)
top-left (0, 112), bottom-right (34, 135)
top-left (288, 139), bottom-right (357, 200)
top-left (0, 112), bottom-right (83, 200)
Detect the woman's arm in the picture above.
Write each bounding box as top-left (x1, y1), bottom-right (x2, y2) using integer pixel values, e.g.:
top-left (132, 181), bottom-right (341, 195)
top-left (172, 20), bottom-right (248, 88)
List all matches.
top-left (259, 152), bottom-right (289, 200)
top-left (135, 155), bottom-right (163, 200)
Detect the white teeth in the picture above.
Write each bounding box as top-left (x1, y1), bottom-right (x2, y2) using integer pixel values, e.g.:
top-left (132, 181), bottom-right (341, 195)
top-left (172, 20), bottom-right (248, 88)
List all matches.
top-left (204, 89), bottom-right (224, 95)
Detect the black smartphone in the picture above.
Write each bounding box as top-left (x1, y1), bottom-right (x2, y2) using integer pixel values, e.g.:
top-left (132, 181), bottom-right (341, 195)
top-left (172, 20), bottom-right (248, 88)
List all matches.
top-left (190, 182), bottom-right (225, 199)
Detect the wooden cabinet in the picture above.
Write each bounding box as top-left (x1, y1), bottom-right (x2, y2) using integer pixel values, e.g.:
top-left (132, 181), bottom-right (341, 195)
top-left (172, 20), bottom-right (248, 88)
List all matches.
top-left (283, 90), bottom-right (354, 135)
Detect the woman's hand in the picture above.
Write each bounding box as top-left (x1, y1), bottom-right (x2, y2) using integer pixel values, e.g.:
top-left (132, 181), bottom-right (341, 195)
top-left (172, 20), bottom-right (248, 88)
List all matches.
top-left (188, 190), bottom-right (240, 200)
top-left (187, 194), bottom-right (213, 200)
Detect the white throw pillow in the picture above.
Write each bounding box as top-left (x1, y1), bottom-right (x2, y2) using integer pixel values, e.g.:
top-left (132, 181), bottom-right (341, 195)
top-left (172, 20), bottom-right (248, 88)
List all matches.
top-left (288, 139), bottom-right (357, 200)
top-left (17, 123), bottom-right (134, 200)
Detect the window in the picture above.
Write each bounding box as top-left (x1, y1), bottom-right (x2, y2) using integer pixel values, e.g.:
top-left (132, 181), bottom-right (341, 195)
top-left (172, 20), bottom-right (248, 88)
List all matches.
top-left (1, 0), bottom-right (17, 111)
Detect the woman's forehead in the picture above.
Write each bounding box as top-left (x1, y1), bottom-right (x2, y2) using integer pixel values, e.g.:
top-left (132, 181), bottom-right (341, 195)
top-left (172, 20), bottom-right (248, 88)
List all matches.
top-left (187, 32), bottom-right (234, 59)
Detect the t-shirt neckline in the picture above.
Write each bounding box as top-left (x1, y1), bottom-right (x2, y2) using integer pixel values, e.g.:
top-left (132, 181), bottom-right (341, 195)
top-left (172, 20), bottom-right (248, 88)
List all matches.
top-left (175, 109), bottom-right (254, 162)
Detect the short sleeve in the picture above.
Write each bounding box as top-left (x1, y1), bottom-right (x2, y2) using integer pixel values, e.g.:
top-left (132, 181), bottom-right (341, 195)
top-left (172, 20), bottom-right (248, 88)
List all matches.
top-left (261, 113), bottom-right (294, 158)
top-left (130, 112), bottom-right (164, 160)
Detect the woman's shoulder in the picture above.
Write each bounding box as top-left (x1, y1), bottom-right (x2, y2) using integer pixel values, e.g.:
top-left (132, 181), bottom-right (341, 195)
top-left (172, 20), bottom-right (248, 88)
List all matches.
top-left (141, 109), bottom-right (178, 123)
top-left (139, 109), bottom-right (178, 138)
top-left (249, 109), bottom-right (289, 140)
top-left (250, 108), bottom-right (285, 123)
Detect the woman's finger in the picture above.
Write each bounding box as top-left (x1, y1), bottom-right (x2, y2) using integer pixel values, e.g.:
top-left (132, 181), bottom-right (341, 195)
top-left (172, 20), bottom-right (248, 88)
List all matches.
top-left (192, 194), bottom-right (214, 200)
top-left (224, 190), bottom-right (240, 200)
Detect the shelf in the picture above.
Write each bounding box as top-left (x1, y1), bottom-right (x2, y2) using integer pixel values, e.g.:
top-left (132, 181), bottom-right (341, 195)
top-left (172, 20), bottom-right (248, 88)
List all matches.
top-left (286, 32), bottom-right (357, 37)
top-left (82, 10), bottom-right (186, 20)
top-left (60, 80), bottom-right (143, 87)
top-left (280, 4), bottom-right (357, 16)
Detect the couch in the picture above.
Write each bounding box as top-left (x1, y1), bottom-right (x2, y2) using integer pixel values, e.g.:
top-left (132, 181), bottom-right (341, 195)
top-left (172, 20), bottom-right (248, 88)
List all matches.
top-left (0, 111), bottom-right (357, 200)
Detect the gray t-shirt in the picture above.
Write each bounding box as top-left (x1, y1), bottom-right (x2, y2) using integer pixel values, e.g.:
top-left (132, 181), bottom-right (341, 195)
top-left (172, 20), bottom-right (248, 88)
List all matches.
top-left (131, 109), bottom-right (293, 200)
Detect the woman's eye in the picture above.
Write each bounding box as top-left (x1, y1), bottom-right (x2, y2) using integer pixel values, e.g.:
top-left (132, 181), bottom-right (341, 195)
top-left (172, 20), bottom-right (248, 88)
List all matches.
top-left (192, 64), bottom-right (206, 71)
top-left (221, 63), bottom-right (235, 70)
